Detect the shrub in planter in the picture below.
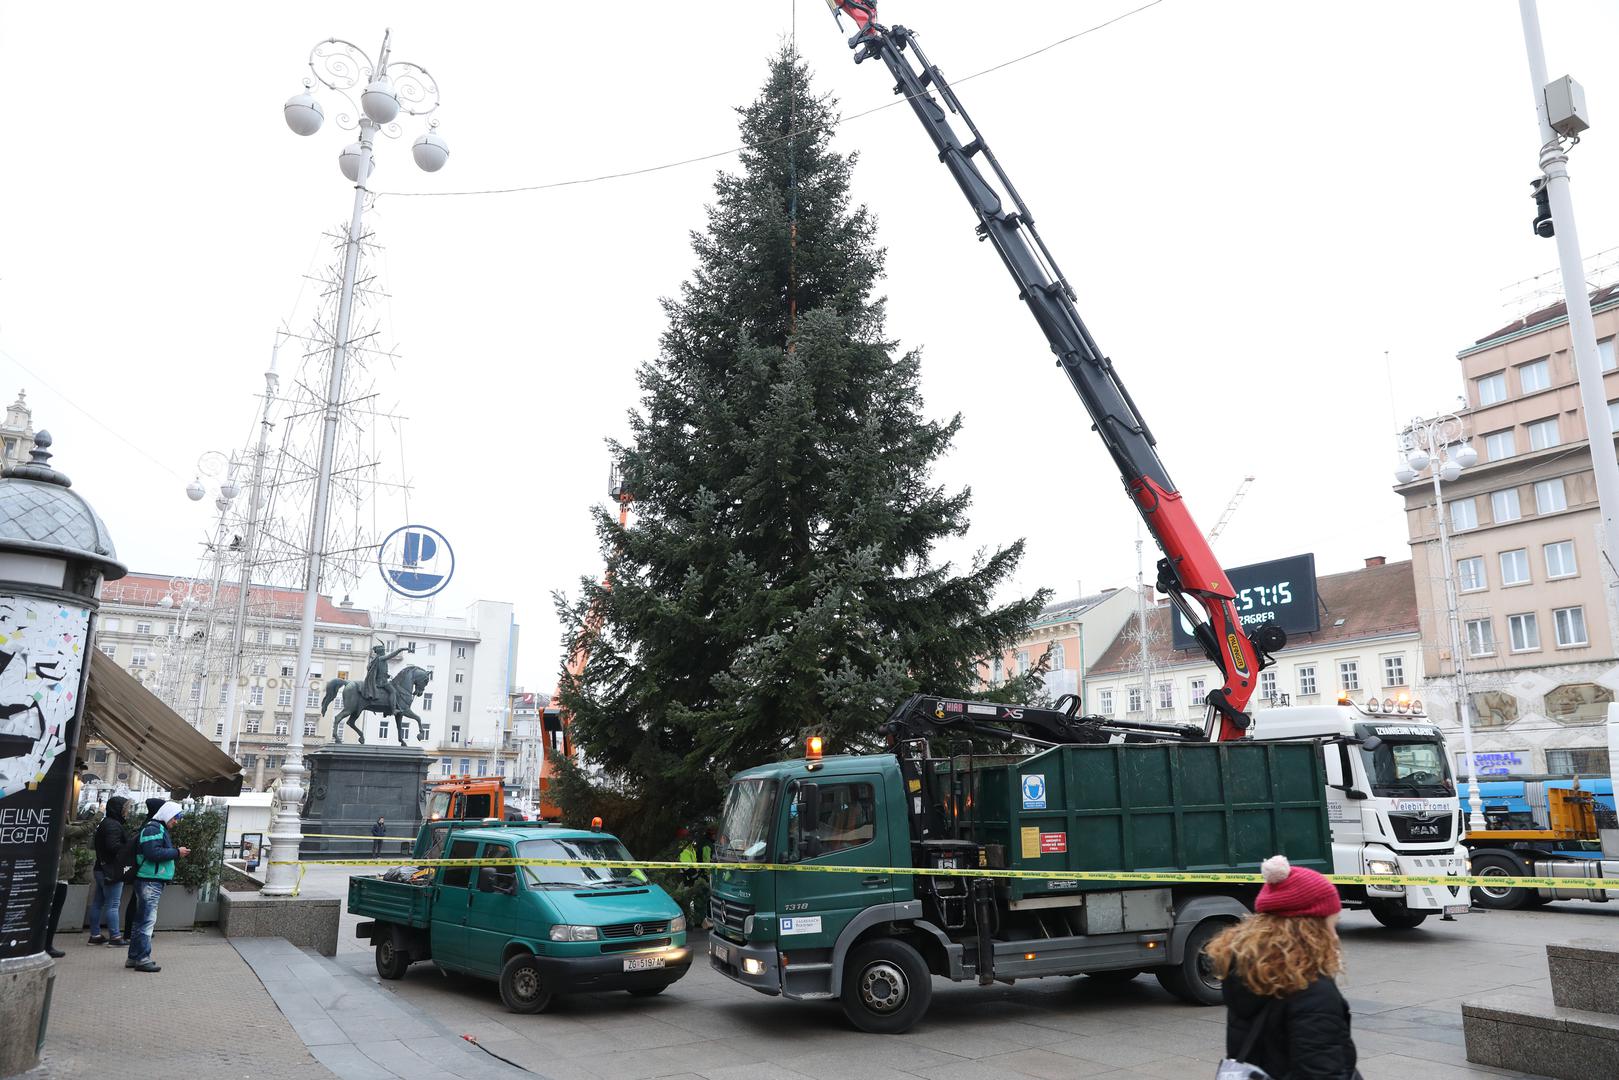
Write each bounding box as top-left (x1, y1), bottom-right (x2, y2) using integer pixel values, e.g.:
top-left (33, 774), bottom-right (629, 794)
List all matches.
top-left (63, 808), bottom-right (99, 884)
top-left (169, 807), bottom-right (225, 892)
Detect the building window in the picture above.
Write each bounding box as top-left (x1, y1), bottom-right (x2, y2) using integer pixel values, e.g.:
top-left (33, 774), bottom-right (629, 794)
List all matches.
top-left (338, 638), bottom-right (351, 652)
top-left (1547, 748), bottom-right (1610, 775)
top-left (304, 719), bottom-right (317, 737)
top-left (452, 695), bottom-right (463, 714)
top-left (1484, 430), bottom-right (1516, 461)
top-left (273, 717), bottom-right (288, 736)
top-left (1546, 540), bottom-right (1578, 578)
top-left (190, 679), bottom-right (203, 704)
top-left (1048, 642), bottom-right (1065, 671)
top-left (1283, 666), bottom-right (1311, 698)
top-left (277, 687), bottom-right (292, 707)
top-left (306, 686), bottom-right (321, 708)
top-left (1337, 659), bottom-right (1359, 692)
top-left (284, 634), bottom-right (298, 647)
top-left (1189, 677), bottom-right (1206, 704)
top-left (1491, 488), bottom-right (1521, 523)
top-left (1610, 401), bottom-right (1619, 432)
top-left (98, 642), bottom-right (117, 658)
top-left (379, 720), bottom-right (390, 740)
top-left (279, 659), bottom-right (296, 677)
top-left (1382, 655), bottom-right (1406, 687)
top-left (419, 723), bottom-right (430, 742)
top-left (1097, 688), bottom-right (1114, 714)
top-left (1534, 477), bottom-right (1568, 515)
top-left (216, 722), bottom-right (225, 737)
top-left (135, 621), bottom-right (152, 636)
top-left (245, 716), bottom-right (261, 735)
top-left (453, 671), bottom-right (465, 684)
top-left (450, 724), bottom-right (461, 744)
top-left (1451, 498), bottom-right (1478, 532)
top-left (1500, 548), bottom-right (1531, 586)
top-left (1553, 606), bottom-right (1589, 647)
top-left (1603, 338), bottom-right (1617, 372)
top-left (422, 692), bottom-right (434, 710)
top-left (1476, 615), bottom-right (1495, 660)
top-left (1259, 670), bottom-right (1278, 700)
top-left (1526, 417), bottom-right (1560, 451)
top-left (406, 641), bottom-right (417, 653)
top-left (129, 647), bottom-right (148, 668)
top-left (1518, 357), bottom-right (1551, 394)
top-left (1457, 556), bottom-right (1486, 592)
top-left (1476, 371), bottom-right (1507, 405)
top-left (1016, 650), bottom-right (1029, 676)
top-left (456, 646), bottom-right (468, 659)
top-left (1127, 687), bottom-right (1143, 713)
top-left (241, 753), bottom-right (258, 767)
top-left (1508, 612), bottom-right (1540, 653)
top-left (248, 685), bottom-right (264, 706)
top-left (497, 760), bottom-right (507, 776)
top-left (476, 759), bottom-right (489, 777)
top-left (219, 683), bottom-right (229, 705)
top-left (1156, 682), bottom-right (1174, 710)
top-left (426, 642), bottom-right (437, 656)
top-left (251, 658), bottom-right (267, 676)
top-left (254, 629), bottom-right (269, 645)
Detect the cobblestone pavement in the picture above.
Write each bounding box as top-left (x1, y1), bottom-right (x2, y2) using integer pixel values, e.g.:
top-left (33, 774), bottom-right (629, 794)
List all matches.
top-left (37, 927), bottom-right (335, 1080)
top-left (301, 863), bottom-right (1610, 1080)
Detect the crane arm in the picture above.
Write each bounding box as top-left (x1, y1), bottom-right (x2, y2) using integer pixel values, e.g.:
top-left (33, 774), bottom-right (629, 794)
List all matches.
top-left (826, 2), bottom-right (1281, 739)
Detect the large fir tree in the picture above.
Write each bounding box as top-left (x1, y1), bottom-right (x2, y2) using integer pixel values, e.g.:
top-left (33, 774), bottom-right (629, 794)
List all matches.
top-left (555, 47), bottom-right (1047, 846)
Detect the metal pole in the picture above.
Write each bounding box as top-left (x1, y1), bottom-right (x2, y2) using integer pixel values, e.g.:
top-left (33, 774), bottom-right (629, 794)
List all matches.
top-left (263, 120), bottom-right (374, 895)
top-left (1427, 430), bottom-right (1486, 832)
top-left (1520, 1), bottom-right (1619, 630)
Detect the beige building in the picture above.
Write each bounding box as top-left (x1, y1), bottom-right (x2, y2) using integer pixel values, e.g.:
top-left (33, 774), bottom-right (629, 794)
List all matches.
top-left (982, 588), bottom-right (1139, 703)
top-left (1394, 285), bottom-right (1619, 777)
top-left (1084, 559), bottom-right (1422, 730)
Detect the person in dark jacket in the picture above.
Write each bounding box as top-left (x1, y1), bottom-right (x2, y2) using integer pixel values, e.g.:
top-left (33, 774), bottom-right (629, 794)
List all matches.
top-left (1207, 855), bottom-right (1359, 1080)
top-left (371, 816), bottom-right (387, 856)
top-left (125, 801), bottom-right (189, 973)
top-left (87, 795), bottom-right (129, 945)
top-left (122, 797), bottom-right (168, 939)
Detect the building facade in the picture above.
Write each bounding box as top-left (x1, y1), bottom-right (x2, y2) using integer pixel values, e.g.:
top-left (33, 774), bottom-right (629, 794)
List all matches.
top-left (1084, 559), bottom-right (1422, 732)
top-left (984, 588), bottom-right (1140, 702)
top-left (1396, 285), bottom-right (1619, 778)
top-left (1, 390), bottom-right (35, 470)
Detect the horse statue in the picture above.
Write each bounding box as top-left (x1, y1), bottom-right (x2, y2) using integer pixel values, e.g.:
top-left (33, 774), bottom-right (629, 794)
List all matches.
top-left (321, 664), bottom-right (433, 746)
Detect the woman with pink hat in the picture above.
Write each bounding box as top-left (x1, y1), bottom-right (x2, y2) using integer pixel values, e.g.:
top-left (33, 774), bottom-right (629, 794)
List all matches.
top-left (1207, 855), bottom-right (1360, 1079)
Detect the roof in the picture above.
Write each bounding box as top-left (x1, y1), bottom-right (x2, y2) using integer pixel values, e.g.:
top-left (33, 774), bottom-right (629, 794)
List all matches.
top-left (0, 433), bottom-right (125, 579)
top-left (83, 650), bottom-right (243, 796)
top-left (102, 572), bottom-right (371, 627)
top-left (1030, 589), bottom-right (1124, 628)
top-left (1088, 559), bottom-right (1419, 675)
top-left (1469, 282), bottom-right (1619, 352)
top-left (456, 826), bottom-right (610, 843)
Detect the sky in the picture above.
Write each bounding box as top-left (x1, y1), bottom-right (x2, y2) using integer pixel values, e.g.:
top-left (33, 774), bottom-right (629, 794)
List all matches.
top-left (4, 0), bottom-right (1619, 694)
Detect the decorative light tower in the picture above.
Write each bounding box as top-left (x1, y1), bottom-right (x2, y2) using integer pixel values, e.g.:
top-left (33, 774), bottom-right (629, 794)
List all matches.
top-left (1395, 414), bottom-right (1486, 833)
top-left (263, 31), bottom-right (447, 897)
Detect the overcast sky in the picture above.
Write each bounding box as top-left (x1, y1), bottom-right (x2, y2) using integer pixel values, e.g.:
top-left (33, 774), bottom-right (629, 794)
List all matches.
top-left (4, 1), bottom-right (1618, 693)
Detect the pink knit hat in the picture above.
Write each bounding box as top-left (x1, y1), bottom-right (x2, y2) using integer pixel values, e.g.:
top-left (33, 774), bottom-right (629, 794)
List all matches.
top-left (1255, 855), bottom-right (1340, 918)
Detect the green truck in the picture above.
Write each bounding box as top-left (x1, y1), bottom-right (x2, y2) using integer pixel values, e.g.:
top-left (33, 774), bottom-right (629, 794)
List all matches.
top-left (349, 820), bottom-right (691, 1013)
top-left (708, 696), bottom-right (1332, 1032)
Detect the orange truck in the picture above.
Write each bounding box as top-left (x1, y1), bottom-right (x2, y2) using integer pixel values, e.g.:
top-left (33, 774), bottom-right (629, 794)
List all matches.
top-left (423, 776), bottom-right (527, 823)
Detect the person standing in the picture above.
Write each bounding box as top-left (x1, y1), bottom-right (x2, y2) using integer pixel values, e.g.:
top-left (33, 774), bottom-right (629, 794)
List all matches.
top-left (122, 797), bottom-right (167, 941)
top-left (1207, 855), bottom-right (1359, 1080)
top-left (371, 816), bottom-right (387, 857)
top-left (87, 795), bottom-right (129, 946)
top-left (126, 801), bottom-right (189, 974)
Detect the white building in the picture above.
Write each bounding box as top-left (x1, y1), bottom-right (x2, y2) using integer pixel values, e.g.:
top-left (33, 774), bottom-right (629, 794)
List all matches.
top-left (1084, 558), bottom-right (1424, 733)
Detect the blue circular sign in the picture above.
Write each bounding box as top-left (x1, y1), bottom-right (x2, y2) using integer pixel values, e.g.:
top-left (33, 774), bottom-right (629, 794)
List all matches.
top-left (378, 524), bottom-right (455, 598)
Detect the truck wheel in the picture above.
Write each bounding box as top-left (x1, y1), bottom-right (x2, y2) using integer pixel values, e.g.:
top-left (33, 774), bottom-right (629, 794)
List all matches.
top-left (1155, 919), bottom-right (1228, 1006)
top-left (1368, 902), bottom-right (1429, 930)
top-left (841, 939), bottom-right (932, 1034)
top-left (1470, 853), bottom-right (1529, 911)
top-left (1083, 968), bottom-right (1142, 983)
top-left (375, 932), bottom-right (410, 980)
top-left (499, 953), bottom-right (555, 1014)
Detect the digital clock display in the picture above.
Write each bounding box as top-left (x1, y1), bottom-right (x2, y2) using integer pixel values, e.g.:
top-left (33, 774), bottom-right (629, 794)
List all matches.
top-left (1171, 553), bottom-right (1320, 652)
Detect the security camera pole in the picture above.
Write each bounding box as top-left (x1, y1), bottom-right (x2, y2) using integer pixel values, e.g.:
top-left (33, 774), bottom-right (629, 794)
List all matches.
top-left (1519, 3), bottom-right (1619, 639)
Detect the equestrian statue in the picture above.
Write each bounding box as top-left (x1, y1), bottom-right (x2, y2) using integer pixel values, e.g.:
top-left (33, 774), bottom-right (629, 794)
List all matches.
top-left (321, 643), bottom-right (433, 746)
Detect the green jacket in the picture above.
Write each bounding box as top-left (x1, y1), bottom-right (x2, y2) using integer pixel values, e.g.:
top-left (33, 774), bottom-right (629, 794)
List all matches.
top-left (136, 821), bottom-right (180, 881)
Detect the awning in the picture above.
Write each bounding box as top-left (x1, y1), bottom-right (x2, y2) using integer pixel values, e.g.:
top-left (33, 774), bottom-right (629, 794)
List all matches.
top-left (83, 650), bottom-right (244, 797)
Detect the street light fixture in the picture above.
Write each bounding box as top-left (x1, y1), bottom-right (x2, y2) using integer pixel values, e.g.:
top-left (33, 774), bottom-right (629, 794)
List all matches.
top-left (262, 30), bottom-right (447, 900)
top-left (1395, 414), bottom-right (1487, 833)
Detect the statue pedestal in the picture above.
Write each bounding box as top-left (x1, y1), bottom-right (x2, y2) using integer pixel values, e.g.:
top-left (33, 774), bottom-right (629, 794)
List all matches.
top-left (300, 744), bottom-right (429, 859)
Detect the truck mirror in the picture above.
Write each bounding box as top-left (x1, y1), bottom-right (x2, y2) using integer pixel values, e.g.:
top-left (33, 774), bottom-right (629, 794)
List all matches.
top-left (1360, 735), bottom-right (1383, 752)
top-left (478, 867), bottom-right (516, 894)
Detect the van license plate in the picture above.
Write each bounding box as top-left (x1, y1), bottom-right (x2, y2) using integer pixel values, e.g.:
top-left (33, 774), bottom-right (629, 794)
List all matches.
top-left (1444, 904), bottom-right (1469, 915)
top-left (624, 956), bottom-right (666, 972)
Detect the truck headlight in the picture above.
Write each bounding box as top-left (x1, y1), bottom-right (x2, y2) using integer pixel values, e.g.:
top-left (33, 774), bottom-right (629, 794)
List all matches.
top-left (670, 915), bottom-right (686, 933)
top-left (548, 924), bottom-right (600, 942)
top-left (742, 957), bottom-right (766, 975)
top-left (1366, 859), bottom-right (1398, 876)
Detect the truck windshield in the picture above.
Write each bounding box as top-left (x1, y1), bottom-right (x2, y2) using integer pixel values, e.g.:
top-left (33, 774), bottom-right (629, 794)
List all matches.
top-left (515, 838), bottom-right (646, 888)
top-left (426, 793), bottom-right (452, 820)
top-left (1360, 739), bottom-right (1452, 796)
top-left (716, 778), bottom-right (777, 862)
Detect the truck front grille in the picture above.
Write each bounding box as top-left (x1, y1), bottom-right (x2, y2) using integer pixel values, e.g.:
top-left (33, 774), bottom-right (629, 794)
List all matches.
top-left (1388, 812), bottom-right (1453, 844)
top-left (710, 896), bottom-right (753, 935)
top-left (601, 920), bottom-right (670, 939)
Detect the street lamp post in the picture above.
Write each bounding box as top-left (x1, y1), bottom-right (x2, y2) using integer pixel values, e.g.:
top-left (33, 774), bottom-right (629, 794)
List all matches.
top-left (263, 31), bottom-right (447, 897)
top-left (1395, 415), bottom-right (1486, 833)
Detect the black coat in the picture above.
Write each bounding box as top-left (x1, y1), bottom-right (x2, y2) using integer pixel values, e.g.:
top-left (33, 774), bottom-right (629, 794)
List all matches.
top-left (92, 812), bottom-right (128, 873)
top-left (1224, 972), bottom-right (1358, 1080)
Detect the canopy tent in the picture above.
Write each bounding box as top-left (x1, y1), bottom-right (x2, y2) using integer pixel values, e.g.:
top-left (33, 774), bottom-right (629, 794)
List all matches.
top-left (82, 649), bottom-right (243, 797)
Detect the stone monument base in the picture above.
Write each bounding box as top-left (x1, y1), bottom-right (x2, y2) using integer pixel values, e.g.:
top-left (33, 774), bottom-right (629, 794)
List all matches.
top-left (300, 742), bottom-right (429, 859)
top-left (0, 952), bottom-right (53, 1076)
top-left (219, 891), bottom-right (340, 957)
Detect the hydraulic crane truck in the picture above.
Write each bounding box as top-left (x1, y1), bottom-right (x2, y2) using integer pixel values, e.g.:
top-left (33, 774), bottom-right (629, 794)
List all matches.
top-left (709, 697), bottom-right (1332, 1032)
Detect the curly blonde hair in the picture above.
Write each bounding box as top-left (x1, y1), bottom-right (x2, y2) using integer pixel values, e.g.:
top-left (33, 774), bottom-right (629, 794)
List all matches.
top-left (1206, 913), bottom-right (1342, 997)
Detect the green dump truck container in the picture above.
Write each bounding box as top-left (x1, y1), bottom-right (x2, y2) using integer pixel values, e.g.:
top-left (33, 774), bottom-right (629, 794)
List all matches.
top-left (709, 728), bottom-right (1332, 1033)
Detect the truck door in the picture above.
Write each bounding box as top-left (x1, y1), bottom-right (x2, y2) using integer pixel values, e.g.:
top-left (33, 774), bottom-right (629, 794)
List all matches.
top-left (463, 840), bottom-right (524, 977)
top-left (778, 775), bottom-right (896, 950)
top-left (429, 838), bottom-right (480, 970)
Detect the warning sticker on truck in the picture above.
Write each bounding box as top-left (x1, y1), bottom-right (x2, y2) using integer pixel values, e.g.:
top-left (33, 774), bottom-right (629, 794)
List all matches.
top-left (1022, 774), bottom-right (1047, 809)
top-left (1020, 827), bottom-right (1041, 859)
top-left (1039, 832), bottom-right (1067, 854)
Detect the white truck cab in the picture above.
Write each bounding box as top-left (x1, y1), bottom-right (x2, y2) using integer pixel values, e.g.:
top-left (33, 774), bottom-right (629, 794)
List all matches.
top-left (1253, 698), bottom-right (1470, 928)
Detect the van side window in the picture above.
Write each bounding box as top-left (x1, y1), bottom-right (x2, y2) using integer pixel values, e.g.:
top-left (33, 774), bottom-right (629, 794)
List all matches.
top-left (479, 842), bottom-right (515, 886)
top-left (441, 839), bottom-right (479, 888)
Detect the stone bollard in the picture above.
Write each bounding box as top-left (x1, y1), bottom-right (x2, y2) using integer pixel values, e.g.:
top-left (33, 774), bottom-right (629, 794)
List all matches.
top-left (0, 433), bottom-right (125, 1077)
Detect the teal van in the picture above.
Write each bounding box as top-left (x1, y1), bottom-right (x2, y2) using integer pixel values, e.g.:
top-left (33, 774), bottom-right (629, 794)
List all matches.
top-left (349, 821), bottom-right (690, 1012)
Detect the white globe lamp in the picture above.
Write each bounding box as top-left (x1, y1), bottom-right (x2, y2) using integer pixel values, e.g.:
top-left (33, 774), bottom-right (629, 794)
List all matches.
top-left (361, 77), bottom-right (400, 124)
top-left (220, 479), bottom-right (241, 501)
top-left (1405, 448), bottom-right (1430, 472)
top-left (1439, 460), bottom-right (1462, 483)
top-left (186, 478), bottom-right (206, 501)
top-left (284, 92), bottom-right (325, 136)
top-left (1394, 466), bottom-right (1417, 485)
top-left (1453, 442), bottom-right (1478, 468)
top-left (338, 142), bottom-right (374, 182)
top-left (412, 129), bottom-right (450, 173)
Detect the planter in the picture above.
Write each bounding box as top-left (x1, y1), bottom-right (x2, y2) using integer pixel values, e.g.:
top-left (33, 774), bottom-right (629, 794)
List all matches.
top-left (115, 882), bottom-right (201, 931)
top-left (63, 882), bottom-right (91, 932)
